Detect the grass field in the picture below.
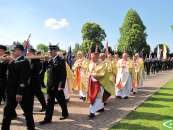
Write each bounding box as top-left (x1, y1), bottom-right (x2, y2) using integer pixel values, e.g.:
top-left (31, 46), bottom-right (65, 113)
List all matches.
top-left (110, 79), bottom-right (173, 130)
top-left (41, 71), bottom-right (47, 94)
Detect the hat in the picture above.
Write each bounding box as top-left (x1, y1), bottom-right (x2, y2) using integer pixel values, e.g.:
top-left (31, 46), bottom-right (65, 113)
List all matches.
top-left (11, 44), bottom-right (24, 51)
top-left (48, 45), bottom-right (60, 51)
top-left (0, 45), bottom-right (7, 51)
top-left (28, 48), bottom-right (36, 53)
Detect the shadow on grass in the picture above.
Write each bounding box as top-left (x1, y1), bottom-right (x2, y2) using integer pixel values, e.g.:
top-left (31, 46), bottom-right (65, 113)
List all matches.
top-left (111, 122), bottom-right (160, 130)
top-left (159, 87), bottom-right (173, 90)
top-left (154, 92), bottom-right (173, 96)
top-left (125, 111), bottom-right (172, 121)
top-left (141, 102), bottom-right (169, 108)
top-left (149, 97), bottom-right (173, 102)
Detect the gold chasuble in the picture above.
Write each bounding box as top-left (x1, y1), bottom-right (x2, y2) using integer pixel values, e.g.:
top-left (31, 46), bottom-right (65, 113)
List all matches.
top-left (73, 58), bottom-right (89, 92)
top-left (131, 60), bottom-right (140, 88)
top-left (93, 60), bottom-right (115, 95)
top-left (66, 62), bottom-right (75, 91)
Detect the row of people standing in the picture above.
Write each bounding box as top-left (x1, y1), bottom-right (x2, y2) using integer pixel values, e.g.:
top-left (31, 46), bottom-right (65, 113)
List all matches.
top-left (144, 56), bottom-right (173, 75)
top-left (0, 44), bottom-right (68, 130)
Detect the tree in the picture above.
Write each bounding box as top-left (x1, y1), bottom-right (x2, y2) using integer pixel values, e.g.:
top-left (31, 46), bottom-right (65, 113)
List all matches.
top-left (171, 25), bottom-right (173, 31)
top-left (37, 43), bottom-right (48, 52)
top-left (117, 9), bottom-right (149, 56)
top-left (72, 43), bottom-right (82, 55)
top-left (81, 22), bottom-right (106, 54)
top-left (143, 44), bottom-right (151, 56)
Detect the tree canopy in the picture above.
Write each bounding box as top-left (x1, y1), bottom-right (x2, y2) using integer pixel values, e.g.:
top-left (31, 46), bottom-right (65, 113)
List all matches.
top-left (81, 22), bottom-right (106, 54)
top-left (118, 9), bottom-right (150, 56)
top-left (36, 43), bottom-right (48, 52)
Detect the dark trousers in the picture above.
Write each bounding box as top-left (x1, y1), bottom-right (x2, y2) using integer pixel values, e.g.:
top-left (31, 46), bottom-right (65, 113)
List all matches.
top-left (44, 89), bottom-right (68, 121)
top-left (0, 79), bottom-right (6, 104)
top-left (31, 80), bottom-right (46, 110)
top-left (1, 94), bottom-right (35, 130)
top-left (145, 63), bottom-right (150, 75)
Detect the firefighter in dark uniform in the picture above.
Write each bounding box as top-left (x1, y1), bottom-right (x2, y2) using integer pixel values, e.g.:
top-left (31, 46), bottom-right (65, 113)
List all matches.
top-left (0, 45), bottom-right (8, 105)
top-left (40, 45), bottom-right (68, 125)
top-left (1, 44), bottom-right (35, 130)
top-left (28, 48), bottom-right (46, 112)
top-left (144, 57), bottom-right (151, 75)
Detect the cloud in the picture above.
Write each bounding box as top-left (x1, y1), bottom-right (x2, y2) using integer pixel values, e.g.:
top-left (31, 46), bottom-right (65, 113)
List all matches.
top-left (45, 18), bottom-right (69, 30)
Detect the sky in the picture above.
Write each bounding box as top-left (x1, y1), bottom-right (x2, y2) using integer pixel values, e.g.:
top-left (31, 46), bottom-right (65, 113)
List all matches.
top-left (0, 0), bottom-right (173, 51)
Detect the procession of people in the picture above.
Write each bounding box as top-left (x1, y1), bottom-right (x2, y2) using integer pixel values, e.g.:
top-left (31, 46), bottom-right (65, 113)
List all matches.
top-left (0, 43), bottom-right (173, 130)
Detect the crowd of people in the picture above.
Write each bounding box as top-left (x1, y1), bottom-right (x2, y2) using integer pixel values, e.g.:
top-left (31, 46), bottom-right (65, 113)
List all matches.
top-left (0, 43), bottom-right (173, 130)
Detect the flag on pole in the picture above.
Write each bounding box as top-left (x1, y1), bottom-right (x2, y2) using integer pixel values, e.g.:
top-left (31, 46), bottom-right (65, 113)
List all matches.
top-left (157, 45), bottom-right (160, 59)
top-left (67, 46), bottom-right (74, 68)
top-left (105, 41), bottom-right (109, 57)
top-left (95, 43), bottom-right (99, 53)
top-left (23, 33), bottom-right (31, 55)
top-left (163, 44), bottom-right (167, 59)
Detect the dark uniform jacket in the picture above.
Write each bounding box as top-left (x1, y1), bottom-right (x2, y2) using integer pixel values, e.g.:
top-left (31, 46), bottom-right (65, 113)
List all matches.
top-left (6, 56), bottom-right (31, 97)
top-left (0, 60), bottom-right (7, 80)
top-left (47, 55), bottom-right (66, 91)
top-left (30, 59), bottom-right (42, 80)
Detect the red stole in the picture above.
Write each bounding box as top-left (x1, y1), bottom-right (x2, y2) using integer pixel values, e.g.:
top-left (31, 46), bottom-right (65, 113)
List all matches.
top-left (88, 76), bottom-right (100, 104)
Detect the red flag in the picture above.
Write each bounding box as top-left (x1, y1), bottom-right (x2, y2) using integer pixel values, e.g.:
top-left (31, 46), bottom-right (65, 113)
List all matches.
top-left (23, 33), bottom-right (31, 49)
top-left (23, 33), bottom-right (31, 55)
top-left (105, 41), bottom-right (109, 57)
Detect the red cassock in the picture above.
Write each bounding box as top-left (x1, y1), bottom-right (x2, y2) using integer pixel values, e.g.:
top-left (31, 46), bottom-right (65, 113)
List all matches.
top-left (88, 76), bottom-right (100, 104)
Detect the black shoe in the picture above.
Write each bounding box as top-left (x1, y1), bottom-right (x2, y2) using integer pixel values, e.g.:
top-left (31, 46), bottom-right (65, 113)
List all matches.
top-left (88, 113), bottom-right (95, 119)
top-left (39, 108), bottom-right (46, 112)
top-left (55, 101), bottom-right (58, 104)
top-left (82, 97), bottom-right (86, 101)
top-left (116, 96), bottom-right (122, 99)
top-left (39, 120), bottom-right (51, 125)
top-left (59, 116), bottom-right (68, 120)
top-left (97, 108), bottom-right (104, 113)
top-left (66, 99), bottom-right (70, 103)
top-left (133, 92), bottom-right (136, 95)
top-left (11, 114), bottom-right (17, 120)
top-left (28, 128), bottom-right (37, 130)
top-left (123, 96), bottom-right (128, 99)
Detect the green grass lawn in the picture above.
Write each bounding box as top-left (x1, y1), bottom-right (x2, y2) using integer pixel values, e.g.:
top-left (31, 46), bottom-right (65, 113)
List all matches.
top-left (41, 71), bottom-right (47, 94)
top-left (110, 79), bottom-right (173, 130)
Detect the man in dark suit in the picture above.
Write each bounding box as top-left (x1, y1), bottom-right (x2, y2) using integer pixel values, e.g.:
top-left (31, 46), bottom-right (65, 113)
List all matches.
top-left (0, 45), bottom-right (8, 105)
top-left (40, 45), bottom-right (68, 125)
top-left (1, 44), bottom-right (35, 130)
top-left (28, 48), bottom-right (46, 112)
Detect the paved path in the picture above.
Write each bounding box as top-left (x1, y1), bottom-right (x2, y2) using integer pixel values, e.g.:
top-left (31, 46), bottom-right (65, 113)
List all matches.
top-left (0, 71), bottom-right (173, 130)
